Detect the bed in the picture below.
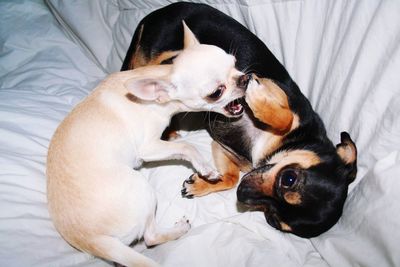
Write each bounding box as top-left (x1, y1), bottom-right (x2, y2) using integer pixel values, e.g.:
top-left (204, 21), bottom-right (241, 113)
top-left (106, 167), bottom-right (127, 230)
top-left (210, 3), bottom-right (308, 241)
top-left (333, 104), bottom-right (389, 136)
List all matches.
top-left (1, 0), bottom-right (399, 266)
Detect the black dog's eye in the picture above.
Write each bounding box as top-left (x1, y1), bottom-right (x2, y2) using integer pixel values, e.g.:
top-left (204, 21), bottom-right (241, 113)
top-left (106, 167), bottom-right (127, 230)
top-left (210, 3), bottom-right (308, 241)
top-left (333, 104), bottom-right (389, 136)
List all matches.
top-left (280, 170), bottom-right (297, 188)
top-left (207, 85), bottom-right (225, 100)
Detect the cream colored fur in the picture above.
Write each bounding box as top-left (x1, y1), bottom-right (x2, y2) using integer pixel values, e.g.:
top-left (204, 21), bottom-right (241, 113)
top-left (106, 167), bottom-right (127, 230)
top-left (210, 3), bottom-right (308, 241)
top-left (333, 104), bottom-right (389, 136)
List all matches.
top-left (47, 23), bottom-right (244, 267)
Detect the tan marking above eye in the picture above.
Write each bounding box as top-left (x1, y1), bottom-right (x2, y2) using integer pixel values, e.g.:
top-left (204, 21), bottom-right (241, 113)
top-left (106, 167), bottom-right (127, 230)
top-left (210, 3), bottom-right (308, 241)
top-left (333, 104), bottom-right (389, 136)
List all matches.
top-left (269, 150), bottom-right (321, 169)
top-left (284, 191), bottom-right (302, 205)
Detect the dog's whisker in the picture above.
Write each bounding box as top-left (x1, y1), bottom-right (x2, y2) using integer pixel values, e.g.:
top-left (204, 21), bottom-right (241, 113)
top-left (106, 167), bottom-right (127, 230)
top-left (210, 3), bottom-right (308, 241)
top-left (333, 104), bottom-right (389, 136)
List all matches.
top-left (228, 40), bottom-right (236, 56)
top-left (180, 111), bottom-right (191, 121)
top-left (240, 64), bottom-right (257, 75)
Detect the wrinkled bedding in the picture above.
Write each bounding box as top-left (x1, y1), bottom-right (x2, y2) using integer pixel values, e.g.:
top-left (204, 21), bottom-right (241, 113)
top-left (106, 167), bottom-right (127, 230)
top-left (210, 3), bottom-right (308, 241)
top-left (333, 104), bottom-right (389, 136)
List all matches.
top-left (1, 0), bottom-right (399, 266)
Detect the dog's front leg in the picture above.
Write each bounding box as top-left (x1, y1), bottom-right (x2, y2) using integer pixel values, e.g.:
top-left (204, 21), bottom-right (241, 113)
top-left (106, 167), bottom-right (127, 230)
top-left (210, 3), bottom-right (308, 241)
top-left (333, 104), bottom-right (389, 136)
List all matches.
top-left (246, 78), bottom-right (293, 133)
top-left (181, 141), bottom-right (251, 198)
top-left (140, 140), bottom-right (220, 180)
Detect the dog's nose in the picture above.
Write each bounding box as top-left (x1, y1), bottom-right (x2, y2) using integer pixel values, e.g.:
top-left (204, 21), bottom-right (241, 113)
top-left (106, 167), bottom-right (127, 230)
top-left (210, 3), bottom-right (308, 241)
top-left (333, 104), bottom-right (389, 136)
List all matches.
top-left (237, 74), bottom-right (252, 89)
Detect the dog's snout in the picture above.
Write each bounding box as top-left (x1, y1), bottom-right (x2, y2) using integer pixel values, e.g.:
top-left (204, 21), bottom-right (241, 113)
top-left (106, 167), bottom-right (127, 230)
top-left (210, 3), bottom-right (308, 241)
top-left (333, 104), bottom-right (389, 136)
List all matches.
top-left (237, 74), bottom-right (252, 89)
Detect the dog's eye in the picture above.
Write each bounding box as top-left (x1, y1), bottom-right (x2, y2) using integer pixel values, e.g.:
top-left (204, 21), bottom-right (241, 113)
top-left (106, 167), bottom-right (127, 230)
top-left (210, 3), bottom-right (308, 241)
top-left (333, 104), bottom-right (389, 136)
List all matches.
top-left (207, 85), bottom-right (225, 100)
top-left (280, 170), bottom-right (297, 188)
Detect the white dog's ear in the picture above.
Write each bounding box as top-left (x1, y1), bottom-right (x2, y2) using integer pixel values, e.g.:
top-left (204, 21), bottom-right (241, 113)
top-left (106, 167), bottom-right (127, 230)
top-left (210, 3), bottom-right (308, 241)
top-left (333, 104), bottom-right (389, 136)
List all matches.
top-left (183, 21), bottom-right (200, 48)
top-left (124, 78), bottom-right (174, 103)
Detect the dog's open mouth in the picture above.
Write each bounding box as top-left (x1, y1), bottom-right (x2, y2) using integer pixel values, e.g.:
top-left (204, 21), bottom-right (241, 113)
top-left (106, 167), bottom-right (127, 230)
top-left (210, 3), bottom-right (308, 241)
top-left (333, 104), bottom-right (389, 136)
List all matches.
top-left (224, 99), bottom-right (244, 116)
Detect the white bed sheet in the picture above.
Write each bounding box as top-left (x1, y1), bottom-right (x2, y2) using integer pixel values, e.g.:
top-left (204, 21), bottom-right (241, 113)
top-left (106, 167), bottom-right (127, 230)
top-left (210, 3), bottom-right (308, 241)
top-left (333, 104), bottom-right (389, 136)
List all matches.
top-left (1, 0), bottom-right (399, 266)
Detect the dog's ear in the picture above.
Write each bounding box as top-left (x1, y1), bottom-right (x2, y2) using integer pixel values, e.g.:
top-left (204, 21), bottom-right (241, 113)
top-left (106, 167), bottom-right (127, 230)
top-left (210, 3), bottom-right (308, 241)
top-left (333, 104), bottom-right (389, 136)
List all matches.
top-left (336, 132), bottom-right (358, 184)
top-left (124, 78), bottom-right (174, 104)
top-left (182, 21), bottom-right (200, 48)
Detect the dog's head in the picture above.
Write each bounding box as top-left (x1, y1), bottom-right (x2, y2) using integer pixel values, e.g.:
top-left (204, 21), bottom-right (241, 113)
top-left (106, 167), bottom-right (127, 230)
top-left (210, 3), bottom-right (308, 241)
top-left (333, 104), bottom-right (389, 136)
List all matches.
top-left (237, 131), bottom-right (357, 238)
top-left (124, 22), bottom-right (246, 117)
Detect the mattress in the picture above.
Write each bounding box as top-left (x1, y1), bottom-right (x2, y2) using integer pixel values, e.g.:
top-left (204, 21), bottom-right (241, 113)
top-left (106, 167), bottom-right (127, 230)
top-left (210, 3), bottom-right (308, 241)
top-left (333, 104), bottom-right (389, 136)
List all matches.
top-left (0, 0), bottom-right (399, 266)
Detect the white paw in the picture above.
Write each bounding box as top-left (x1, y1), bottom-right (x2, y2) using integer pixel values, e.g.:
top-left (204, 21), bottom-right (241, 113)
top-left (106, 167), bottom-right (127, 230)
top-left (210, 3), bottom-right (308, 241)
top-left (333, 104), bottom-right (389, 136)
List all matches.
top-left (167, 130), bottom-right (182, 141)
top-left (174, 216), bottom-right (191, 235)
top-left (197, 164), bottom-right (221, 181)
top-left (205, 169), bottom-right (221, 181)
top-left (132, 157), bottom-right (144, 169)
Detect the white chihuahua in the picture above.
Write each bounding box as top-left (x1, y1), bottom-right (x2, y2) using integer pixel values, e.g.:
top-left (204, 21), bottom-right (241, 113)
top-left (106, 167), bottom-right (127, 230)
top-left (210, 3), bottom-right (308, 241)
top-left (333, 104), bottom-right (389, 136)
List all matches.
top-left (47, 23), bottom-right (245, 267)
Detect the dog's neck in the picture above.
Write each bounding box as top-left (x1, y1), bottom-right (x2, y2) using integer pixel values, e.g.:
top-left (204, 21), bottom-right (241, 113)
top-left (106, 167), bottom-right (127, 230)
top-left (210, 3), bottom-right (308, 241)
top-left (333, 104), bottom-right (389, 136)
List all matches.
top-left (141, 100), bottom-right (188, 119)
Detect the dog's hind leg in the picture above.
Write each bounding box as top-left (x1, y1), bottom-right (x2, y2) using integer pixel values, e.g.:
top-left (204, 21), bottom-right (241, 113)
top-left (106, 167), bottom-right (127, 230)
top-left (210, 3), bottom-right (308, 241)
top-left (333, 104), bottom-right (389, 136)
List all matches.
top-left (144, 216), bottom-right (191, 247)
top-left (86, 235), bottom-right (159, 267)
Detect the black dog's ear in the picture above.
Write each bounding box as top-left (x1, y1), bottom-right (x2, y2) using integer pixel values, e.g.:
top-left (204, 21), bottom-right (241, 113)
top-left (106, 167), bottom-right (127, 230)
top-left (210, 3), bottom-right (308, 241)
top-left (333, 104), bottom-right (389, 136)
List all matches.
top-left (336, 132), bottom-right (357, 184)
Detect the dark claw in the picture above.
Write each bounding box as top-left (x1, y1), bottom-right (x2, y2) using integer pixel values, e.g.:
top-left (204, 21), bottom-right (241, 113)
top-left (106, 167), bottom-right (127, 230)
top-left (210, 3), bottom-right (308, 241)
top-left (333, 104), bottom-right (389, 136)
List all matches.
top-left (186, 178), bottom-right (195, 184)
top-left (185, 174), bottom-right (196, 184)
top-left (198, 174), bottom-right (208, 180)
top-left (182, 189), bottom-right (193, 199)
top-left (181, 188), bottom-right (194, 199)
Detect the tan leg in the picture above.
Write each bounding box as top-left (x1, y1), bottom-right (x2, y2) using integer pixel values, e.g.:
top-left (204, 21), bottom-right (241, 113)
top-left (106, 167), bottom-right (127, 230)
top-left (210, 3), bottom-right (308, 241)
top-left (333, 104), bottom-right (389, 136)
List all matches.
top-left (181, 141), bottom-right (243, 198)
top-left (246, 77), bottom-right (294, 134)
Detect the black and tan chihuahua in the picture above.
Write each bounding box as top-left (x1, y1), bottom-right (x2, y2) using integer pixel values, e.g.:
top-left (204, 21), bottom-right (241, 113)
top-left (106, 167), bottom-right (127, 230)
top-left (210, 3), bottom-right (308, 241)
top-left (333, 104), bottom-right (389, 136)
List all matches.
top-left (121, 2), bottom-right (357, 238)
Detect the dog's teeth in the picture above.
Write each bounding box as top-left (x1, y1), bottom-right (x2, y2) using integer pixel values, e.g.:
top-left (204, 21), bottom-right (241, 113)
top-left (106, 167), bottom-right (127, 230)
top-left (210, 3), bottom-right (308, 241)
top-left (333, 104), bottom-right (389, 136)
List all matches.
top-left (224, 99), bottom-right (244, 116)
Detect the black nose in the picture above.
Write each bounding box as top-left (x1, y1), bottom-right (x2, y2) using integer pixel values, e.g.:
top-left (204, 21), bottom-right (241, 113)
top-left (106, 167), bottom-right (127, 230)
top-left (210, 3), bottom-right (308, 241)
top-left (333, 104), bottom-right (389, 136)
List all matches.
top-left (237, 74), bottom-right (252, 89)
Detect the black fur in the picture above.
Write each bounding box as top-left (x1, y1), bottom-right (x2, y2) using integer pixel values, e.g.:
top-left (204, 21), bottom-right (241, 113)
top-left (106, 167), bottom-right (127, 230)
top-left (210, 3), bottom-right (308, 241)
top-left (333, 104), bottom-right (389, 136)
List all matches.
top-left (121, 2), bottom-right (357, 238)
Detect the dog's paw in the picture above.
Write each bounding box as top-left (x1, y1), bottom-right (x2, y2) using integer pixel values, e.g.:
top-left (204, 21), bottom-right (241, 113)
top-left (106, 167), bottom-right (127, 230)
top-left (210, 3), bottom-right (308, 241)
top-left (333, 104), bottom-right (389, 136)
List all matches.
top-left (245, 84), bottom-right (267, 116)
top-left (167, 130), bottom-right (182, 141)
top-left (132, 158), bottom-right (144, 169)
top-left (174, 216), bottom-right (191, 235)
top-left (181, 173), bottom-right (218, 198)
